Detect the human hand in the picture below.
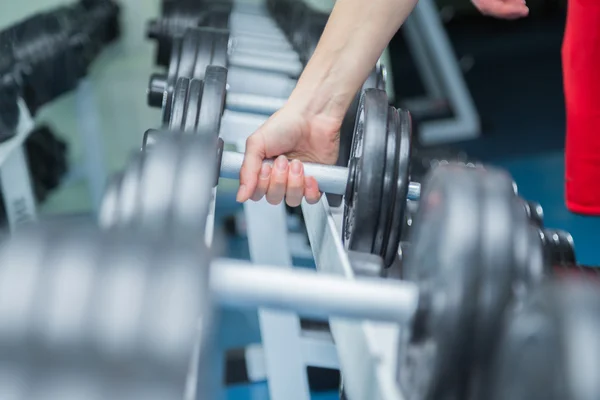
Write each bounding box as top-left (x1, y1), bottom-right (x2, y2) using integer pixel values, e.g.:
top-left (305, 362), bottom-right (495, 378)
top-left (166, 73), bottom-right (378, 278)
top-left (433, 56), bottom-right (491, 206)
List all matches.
top-left (471, 0), bottom-right (529, 19)
top-left (236, 105), bottom-right (341, 206)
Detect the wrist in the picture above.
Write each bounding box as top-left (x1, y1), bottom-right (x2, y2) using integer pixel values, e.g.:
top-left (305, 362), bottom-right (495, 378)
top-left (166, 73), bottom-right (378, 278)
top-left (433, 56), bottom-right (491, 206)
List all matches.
top-left (286, 52), bottom-right (355, 123)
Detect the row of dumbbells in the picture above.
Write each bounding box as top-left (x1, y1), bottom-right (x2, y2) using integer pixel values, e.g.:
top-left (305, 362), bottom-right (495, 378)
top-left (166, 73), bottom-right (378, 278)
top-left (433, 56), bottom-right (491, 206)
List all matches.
top-left (0, 0), bottom-right (120, 138)
top-left (0, 137), bottom-right (596, 400)
top-left (138, 0), bottom-right (577, 271)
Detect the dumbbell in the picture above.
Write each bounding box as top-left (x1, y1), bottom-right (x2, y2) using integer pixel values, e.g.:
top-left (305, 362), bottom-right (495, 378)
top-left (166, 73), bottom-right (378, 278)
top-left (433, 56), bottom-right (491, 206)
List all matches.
top-left (488, 278), bottom-right (600, 400)
top-left (102, 87), bottom-right (417, 267)
top-left (0, 223), bottom-right (217, 400)
top-left (186, 162), bottom-right (554, 399)
top-left (147, 27), bottom-right (299, 119)
top-left (101, 156), bottom-right (564, 399)
top-left (148, 3), bottom-right (294, 67)
top-left (0, 167), bottom-right (582, 400)
top-left (268, 0), bottom-right (329, 63)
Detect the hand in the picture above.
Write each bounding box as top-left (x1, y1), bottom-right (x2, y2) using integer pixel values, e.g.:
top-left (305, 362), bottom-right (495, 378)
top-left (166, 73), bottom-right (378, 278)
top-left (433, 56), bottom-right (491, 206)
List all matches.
top-left (472, 0), bottom-right (529, 19)
top-left (236, 105), bottom-right (341, 206)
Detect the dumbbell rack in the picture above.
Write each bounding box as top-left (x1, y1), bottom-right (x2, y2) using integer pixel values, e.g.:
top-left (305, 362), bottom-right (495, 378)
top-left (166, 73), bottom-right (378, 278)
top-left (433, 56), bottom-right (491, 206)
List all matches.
top-left (302, 199), bottom-right (402, 400)
top-left (216, 134), bottom-right (399, 400)
top-left (203, 184), bottom-right (402, 400)
top-left (0, 99), bottom-right (37, 231)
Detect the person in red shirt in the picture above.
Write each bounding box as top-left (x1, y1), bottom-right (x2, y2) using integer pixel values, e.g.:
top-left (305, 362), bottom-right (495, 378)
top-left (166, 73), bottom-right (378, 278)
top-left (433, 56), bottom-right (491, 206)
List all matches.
top-left (562, 0), bottom-right (600, 215)
top-left (238, 0), bottom-right (590, 215)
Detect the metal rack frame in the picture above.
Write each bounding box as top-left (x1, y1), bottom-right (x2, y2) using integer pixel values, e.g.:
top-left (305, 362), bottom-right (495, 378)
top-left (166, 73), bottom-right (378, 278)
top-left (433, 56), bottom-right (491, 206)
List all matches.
top-left (0, 99), bottom-right (37, 231)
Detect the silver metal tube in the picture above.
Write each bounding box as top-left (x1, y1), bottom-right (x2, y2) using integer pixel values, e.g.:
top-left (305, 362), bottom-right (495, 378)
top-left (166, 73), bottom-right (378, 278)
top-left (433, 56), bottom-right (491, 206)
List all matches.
top-left (226, 93), bottom-right (287, 115)
top-left (220, 151), bottom-right (350, 195)
top-left (219, 151), bottom-right (422, 200)
top-left (227, 67), bottom-right (296, 98)
top-left (229, 53), bottom-right (304, 77)
top-left (211, 260), bottom-right (420, 324)
top-left (232, 35), bottom-right (294, 52)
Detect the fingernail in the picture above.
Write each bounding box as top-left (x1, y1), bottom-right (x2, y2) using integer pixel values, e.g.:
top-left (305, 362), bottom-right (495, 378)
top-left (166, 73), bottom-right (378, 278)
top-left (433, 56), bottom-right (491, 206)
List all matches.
top-left (236, 185), bottom-right (246, 203)
top-left (260, 164), bottom-right (271, 179)
top-left (275, 156), bottom-right (288, 171)
top-left (290, 160), bottom-right (303, 176)
top-left (305, 178), bottom-right (314, 190)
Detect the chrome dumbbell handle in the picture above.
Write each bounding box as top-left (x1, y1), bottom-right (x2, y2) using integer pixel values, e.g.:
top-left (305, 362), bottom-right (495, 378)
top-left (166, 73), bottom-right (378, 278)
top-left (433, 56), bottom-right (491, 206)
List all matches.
top-left (219, 151), bottom-right (421, 200)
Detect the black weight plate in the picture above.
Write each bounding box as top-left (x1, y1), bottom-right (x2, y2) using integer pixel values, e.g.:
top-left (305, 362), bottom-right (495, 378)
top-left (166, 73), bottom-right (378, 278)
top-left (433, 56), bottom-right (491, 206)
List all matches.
top-left (541, 229), bottom-right (577, 267)
top-left (342, 89), bottom-right (388, 254)
top-left (487, 282), bottom-right (564, 400)
top-left (210, 28), bottom-right (229, 68)
top-left (162, 38), bottom-right (183, 123)
top-left (338, 64), bottom-right (387, 169)
top-left (467, 167), bottom-right (528, 399)
top-left (191, 27), bottom-right (217, 79)
top-left (372, 107), bottom-right (398, 258)
top-left (398, 164), bottom-right (481, 400)
top-left (196, 66), bottom-right (227, 138)
top-left (382, 108), bottom-right (412, 267)
top-left (183, 78), bottom-right (203, 132)
top-left (169, 77), bottom-right (191, 131)
top-left (489, 279), bottom-right (600, 400)
top-left (177, 27), bottom-right (201, 79)
top-left (171, 134), bottom-right (219, 233)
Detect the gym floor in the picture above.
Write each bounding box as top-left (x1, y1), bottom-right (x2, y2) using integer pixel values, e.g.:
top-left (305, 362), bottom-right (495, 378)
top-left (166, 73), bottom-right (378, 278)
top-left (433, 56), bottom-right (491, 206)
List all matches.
top-left (220, 7), bottom-right (600, 400)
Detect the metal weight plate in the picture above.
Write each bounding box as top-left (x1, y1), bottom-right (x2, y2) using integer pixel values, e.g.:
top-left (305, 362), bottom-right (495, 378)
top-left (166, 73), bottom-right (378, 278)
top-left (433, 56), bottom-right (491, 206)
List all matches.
top-left (489, 280), bottom-right (600, 400)
top-left (338, 63), bottom-right (387, 169)
top-left (115, 150), bottom-right (147, 229)
top-left (191, 27), bottom-right (218, 79)
top-left (137, 136), bottom-right (182, 235)
top-left (196, 66), bottom-right (227, 138)
top-left (372, 107), bottom-right (400, 259)
top-left (466, 167), bottom-right (532, 399)
top-left (98, 171), bottom-right (123, 229)
top-left (486, 282), bottom-right (564, 400)
top-left (183, 78), bottom-right (204, 132)
top-left (382, 108), bottom-right (412, 267)
top-left (210, 28), bottom-right (229, 68)
top-left (177, 27), bottom-right (201, 79)
top-left (342, 89), bottom-right (388, 254)
top-left (169, 77), bottom-right (191, 131)
top-left (540, 229), bottom-right (576, 267)
top-left (398, 164), bottom-right (480, 400)
top-left (330, 63), bottom-right (388, 207)
top-left (170, 134), bottom-right (220, 231)
top-left (162, 38), bottom-right (183, 124)
top-left (0, 224), bottom-right (212, 394)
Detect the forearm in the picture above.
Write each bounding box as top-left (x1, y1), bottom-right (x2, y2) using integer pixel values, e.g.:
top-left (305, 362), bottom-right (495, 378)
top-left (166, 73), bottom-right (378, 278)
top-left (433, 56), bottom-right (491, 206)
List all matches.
top-left (288, 0), bottom-right (417, 121)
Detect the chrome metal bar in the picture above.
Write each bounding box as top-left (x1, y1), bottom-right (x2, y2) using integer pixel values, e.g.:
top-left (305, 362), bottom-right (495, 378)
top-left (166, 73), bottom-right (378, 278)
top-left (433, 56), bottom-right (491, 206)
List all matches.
top-left (226, 92), bottom-right (287, 115)
top-left (211, 259), bottom-right (419, 324)
top-left (220, 151), bottom-right (422, 200)
top-left (301, 198), bottom-right (405, 400)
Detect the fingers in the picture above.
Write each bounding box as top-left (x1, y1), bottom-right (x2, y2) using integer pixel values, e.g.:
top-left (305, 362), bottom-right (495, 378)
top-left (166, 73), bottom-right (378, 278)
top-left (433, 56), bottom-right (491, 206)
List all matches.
top-left (474, 0), bottom-right (529, 19)
top-left (250, 163), bottom-right (271, 202)
top-left (286, 160), bottom-right (305, 207)
top-left (266, 156), bottom-right (289, 205)
top-left (304, 177), bottom-right (322, 205)
top-left (237, 135), bottom-right (266, 203)
top-left (240, 154), bottom-right (321, 206)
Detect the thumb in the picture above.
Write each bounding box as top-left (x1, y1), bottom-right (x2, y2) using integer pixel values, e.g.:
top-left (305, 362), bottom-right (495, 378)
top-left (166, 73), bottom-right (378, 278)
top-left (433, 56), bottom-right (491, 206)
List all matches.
top-left (237, 134), bottom-right (266, 203)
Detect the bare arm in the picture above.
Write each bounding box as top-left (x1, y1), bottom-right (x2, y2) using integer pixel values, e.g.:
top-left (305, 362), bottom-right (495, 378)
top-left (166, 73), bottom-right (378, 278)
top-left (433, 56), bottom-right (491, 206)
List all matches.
top-left (288, 0), bottom-right (418, 121)
top-left (237, 0), bottom-right (417, 204)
